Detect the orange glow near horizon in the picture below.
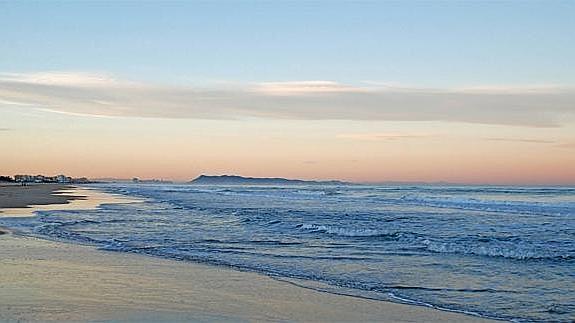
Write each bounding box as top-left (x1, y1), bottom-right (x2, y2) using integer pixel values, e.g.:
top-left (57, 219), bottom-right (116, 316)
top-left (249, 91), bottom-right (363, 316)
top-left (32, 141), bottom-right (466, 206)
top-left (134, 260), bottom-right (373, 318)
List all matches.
top-left (1, 107), bottom-right (574, 185)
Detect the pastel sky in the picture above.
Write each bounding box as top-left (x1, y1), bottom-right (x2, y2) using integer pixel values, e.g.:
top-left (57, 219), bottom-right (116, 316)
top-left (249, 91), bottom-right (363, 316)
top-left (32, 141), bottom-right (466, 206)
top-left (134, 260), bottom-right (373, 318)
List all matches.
top-left (1, 1), bottom-right (574, 184)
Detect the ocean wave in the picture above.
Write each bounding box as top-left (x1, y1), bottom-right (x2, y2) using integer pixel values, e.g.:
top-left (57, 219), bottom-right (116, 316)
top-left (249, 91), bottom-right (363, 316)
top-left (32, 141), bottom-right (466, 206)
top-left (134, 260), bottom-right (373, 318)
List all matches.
top-left (297, 223), bottom-right (391, 237)
top-left (396, 194), bottom-right (574, 216)
top-left (420, 239), bottom-right (573, 261)
top-left (396, 186), bottom-right (575, 195)
top-left (159, 186), bottom-right (348, 200)
top-left (297, 223), bottom-right (573, 261)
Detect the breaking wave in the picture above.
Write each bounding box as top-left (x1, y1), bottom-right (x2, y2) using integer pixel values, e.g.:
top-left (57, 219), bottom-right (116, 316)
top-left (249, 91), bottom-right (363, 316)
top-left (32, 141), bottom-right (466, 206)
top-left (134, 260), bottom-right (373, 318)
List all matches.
top-left (396, 194), bottom-right (574, 216)
top-left (298, 223), bottom-right (574, 261)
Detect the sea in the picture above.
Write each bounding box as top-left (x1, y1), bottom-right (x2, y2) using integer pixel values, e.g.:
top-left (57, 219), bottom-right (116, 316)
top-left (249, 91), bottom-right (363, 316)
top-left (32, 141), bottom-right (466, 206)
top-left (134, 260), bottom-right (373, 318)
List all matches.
top-left (2, 183), bottom-right (574, 322)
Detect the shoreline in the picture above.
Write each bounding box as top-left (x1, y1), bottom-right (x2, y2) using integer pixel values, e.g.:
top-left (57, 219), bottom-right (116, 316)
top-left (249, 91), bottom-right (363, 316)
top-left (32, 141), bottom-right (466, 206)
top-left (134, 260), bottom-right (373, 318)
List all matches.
top-left (0, 185), bottom-right (495, 322)
top-left (0, 184), bottom-right (142, 218)
top-left (0, 183), bottom-right (83, 210)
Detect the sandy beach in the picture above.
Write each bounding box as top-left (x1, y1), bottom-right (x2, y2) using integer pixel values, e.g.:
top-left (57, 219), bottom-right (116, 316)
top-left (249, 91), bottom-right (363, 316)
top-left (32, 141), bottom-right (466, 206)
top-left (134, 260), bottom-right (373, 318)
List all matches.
top-left (0, 184), bottom-right (141, 218)
top-left (0, 185), bottom-right (495, 322)
top-left (0, 183), bottom-right (83, 209)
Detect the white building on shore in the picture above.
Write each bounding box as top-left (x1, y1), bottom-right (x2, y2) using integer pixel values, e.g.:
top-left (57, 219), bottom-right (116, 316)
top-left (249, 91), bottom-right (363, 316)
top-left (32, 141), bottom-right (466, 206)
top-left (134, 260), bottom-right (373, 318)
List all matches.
top-left (14, 174), bottom-right (81, 183)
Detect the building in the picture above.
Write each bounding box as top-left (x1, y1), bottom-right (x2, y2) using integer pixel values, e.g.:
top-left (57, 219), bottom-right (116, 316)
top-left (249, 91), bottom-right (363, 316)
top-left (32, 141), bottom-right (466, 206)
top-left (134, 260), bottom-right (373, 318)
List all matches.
top-left (14, 175), bottom-right (35, 182)
top-left (13, 174), bottom-right (89, 184)
top-left (57, 175), bottom-right (71, 183)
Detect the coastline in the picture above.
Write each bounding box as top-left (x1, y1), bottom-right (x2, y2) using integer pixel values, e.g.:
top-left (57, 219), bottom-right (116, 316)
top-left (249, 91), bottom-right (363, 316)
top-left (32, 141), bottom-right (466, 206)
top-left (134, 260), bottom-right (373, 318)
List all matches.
top-left (0, 184), bottom-right (141, 218)
top-left (0, 185), bottom-right (495, 322)
top-left (0, 183), bottom-right (82, 209)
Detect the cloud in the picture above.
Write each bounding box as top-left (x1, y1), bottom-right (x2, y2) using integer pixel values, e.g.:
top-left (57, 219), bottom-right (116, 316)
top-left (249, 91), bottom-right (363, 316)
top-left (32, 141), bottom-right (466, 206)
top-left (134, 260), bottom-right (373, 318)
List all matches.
top-left (253, 81), bottom-right (365, 95)
top-left (0, 72), bottom-right (125, 87)
top-left (337, 133), bottom-right (430, 141)
top-left (484, 137), bottom-right (575, 149)
top-left (454, 85), bottom-right (570, 94)
top-left (0, 99), bottom-right (35, 106)
top-left (0, 128), bottom-right (10, 131)
top-left (1, 72), bottom-right (574, 127)
top-left (484, 137), bottom-right (556, 144)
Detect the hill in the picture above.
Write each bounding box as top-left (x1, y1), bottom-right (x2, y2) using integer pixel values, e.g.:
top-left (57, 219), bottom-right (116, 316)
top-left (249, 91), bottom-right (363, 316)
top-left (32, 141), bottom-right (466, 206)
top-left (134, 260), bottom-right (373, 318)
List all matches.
top-left (189, 175), bottom-right (349, 186)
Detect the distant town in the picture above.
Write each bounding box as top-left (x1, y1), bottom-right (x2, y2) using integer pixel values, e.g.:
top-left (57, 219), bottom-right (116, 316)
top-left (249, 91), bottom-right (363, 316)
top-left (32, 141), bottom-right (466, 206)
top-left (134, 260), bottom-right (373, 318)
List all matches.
top-left (0, 174), bottom-right (91, 184)
top-left (0, 175), bottom-right (174, 185)
top-left (130, 178), bottom-right (173, 184)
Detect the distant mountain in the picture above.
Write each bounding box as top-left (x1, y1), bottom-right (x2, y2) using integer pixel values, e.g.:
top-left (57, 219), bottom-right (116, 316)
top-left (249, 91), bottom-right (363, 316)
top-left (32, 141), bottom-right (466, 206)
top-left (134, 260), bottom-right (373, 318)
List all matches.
top-left (189, 175), bottom-right (349, 186)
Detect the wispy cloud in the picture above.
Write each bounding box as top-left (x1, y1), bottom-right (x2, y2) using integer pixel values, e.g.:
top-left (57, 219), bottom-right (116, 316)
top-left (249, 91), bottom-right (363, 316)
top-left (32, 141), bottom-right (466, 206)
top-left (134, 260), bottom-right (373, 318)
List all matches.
top-left (337, 133), bottom-right (430, 141)
top-left (484, 137), bottom-right (557, 144)
top-left (253, 81), bottom-right (365, 95)
top-left (0, 72), bottom-right (126, 87)
top-left (1, 72), bottom-right (574, 127)
top-left (36, 107), bottom-right (117, 119)
top-left (0, 99), bottom-right (35, 106)
top-left (484, 137), bottom-right (575, 149)
top-left (454, 85), bottom-right (571, 94)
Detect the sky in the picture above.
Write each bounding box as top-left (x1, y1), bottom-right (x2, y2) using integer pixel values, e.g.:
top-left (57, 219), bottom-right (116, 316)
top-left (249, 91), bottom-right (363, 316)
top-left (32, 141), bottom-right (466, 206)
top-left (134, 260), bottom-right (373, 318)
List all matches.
top-left (1, 1), bottom-right (574, 185)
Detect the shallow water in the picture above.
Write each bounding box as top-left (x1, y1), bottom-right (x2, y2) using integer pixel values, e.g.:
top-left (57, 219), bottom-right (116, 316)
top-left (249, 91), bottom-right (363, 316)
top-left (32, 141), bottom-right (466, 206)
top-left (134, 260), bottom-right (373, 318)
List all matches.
top-left (2, 184), bottom-right (574, 321)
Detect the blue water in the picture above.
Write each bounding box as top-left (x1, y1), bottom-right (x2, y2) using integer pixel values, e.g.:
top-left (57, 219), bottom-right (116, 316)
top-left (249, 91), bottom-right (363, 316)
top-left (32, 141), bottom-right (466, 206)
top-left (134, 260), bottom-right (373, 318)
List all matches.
top-left (2, 184), bottom-right (574, 322)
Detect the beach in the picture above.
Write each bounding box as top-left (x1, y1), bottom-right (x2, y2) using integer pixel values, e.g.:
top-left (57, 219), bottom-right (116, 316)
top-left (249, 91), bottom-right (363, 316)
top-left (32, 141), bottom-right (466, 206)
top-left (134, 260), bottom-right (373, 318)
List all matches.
top-left (0, 183), bottom-right (82, 209)
top-left (0, 184), bottom-right (494, 322)
top-left (0, 184), bottom-right (139, 218)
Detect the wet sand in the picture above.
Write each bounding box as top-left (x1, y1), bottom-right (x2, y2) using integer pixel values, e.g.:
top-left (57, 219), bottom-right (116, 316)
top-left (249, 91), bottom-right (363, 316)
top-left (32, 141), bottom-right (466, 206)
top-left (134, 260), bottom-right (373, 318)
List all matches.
top-left (0, 183), bottom-right (82, 209)
top-left (0, 185), bottom-right (495, 322)
top-left (0, 184), bottom-right (141, 218)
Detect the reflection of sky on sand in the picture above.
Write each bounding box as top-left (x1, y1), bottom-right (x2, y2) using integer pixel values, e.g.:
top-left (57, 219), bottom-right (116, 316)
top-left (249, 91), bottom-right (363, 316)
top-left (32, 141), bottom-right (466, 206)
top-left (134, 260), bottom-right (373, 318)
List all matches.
top-left (0, 187), bottom-right (143, 218)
